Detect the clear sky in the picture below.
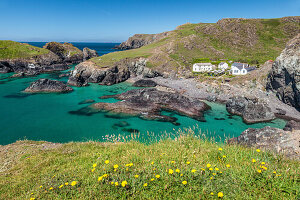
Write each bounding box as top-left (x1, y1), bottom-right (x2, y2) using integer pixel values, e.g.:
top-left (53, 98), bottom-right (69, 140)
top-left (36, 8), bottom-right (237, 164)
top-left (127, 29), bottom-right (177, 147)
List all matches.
top-left (0, 0), bottom-right (299, 42)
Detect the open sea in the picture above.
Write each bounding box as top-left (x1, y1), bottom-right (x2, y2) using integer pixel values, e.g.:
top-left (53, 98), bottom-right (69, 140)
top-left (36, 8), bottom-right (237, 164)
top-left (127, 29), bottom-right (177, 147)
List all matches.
top-left (0, 43), bottom-right (286, 145)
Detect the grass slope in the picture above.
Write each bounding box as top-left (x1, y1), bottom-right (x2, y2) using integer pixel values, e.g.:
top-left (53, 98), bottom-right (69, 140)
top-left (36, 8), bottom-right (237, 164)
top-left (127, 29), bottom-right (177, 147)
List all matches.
top-left (0, 40), bottom-right (49, 59)
top-left (91, 17), bottom-right (300, 72)
top-left (0, 132), bottom-right (299, 199)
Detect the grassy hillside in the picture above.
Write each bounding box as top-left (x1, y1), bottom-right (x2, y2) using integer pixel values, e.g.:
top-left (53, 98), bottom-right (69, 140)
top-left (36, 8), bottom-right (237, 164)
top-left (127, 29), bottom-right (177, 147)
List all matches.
top-left (0, 40), bottom-right (49, 59)
top-left (90, 17), bottom-right (300, 74)
top-left (0, 131), bottom-right (299, 199)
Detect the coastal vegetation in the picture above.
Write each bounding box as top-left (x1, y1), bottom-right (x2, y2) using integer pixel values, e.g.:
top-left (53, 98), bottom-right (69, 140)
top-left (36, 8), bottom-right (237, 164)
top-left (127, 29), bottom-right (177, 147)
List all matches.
top-left (0, 40), bottom-right (49, 59)
top-left (0, 130), bottom-right (299, 200)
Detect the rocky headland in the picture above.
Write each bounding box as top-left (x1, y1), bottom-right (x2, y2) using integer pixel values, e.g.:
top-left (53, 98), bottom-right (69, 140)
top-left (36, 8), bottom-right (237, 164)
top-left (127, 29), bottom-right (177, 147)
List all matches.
top-left (24, 78), bottom-right (73, 93)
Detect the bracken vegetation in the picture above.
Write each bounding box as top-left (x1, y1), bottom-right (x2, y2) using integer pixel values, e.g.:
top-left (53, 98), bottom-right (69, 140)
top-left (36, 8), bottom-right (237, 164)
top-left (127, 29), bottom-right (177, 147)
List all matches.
top-left (0, 129), bottom-right (299, 200)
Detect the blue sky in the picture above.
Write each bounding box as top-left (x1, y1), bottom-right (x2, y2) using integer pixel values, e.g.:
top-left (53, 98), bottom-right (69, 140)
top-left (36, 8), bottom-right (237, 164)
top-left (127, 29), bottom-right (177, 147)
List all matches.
top-left (0, 0), bottom-right (299, 42)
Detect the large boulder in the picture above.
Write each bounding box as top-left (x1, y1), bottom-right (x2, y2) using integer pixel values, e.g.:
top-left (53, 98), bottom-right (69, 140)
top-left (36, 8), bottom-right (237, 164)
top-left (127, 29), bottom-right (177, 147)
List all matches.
top-left (83, 47), bottom-right (98, 61)
top-left (266, 34), bottom-right (300, 110)
top-left (132, 79), bottom-right (157, 87)
top-left (283, 120), bottom-right (300, 131)
top-left (24, 78), bottom-right (73, 93)
top-left (226, 97), bottom-right (275, 123)
top-left (228, 126), bottom-right (300, 160)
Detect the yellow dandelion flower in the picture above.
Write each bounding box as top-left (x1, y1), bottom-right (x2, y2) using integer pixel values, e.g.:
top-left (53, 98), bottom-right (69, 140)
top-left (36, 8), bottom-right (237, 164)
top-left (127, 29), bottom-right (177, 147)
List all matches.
top-left (175, 169), bottom-right (180, 173)
top-left (31, 193), bottom-right (34, 195)
top-left (273, 171), bottom-right (276, 174)
top-left (261, 162), bottom-right (266, 165)
top-left (256, 149), bottom-right (261, 152)
top-left (111, 181), bottom-right (114, 185)
top-left (98, 176), bottom-right (103, 181)
top-left (151, 162), bottom-right (154, 165)
top-left (191, 169), bottom-right (197, 173)
top-left (155, 175), bottom-right (161, 179)
top-left (186, 161), bottom-right (191, 165)
top-left (39, 185), bottom-right (43, 188)
top-left (65, 182), bottom-right (69, 186)
top-left (257, 169), bottom-right (262, 173)
top-left (126, 168), bottom-right (129, 171)
top-left (182, 181), bottom-right (187, 185)
top-left (262, 166), bottom-right (267, 170)
top-left (114, 164), bottom-right (119, 169)
top-left (218, 148), bottom-right (223, 151)
top-left (103, 174), bottom-right (108, 178)
top-left (210, 192), bottom-right (214, 195)
top-left (59, 184), bottom-right (63, 189)
top-left (150, 178), bottom-right (155, 181)
top-left (134, 175), bottom-right (139, 178)
top-left (252, 159), bottom-right (256, 163)
top-left (169, 169), bottom-right (174, 174)
top-left (276, 174), bottom-right (281, 177)
top-left (105, 160), bottom-right (109, 164)
top-left (129, 163), bottom-right (133, 166)
top-left (121, 181), bottom-right (128, 187)
top-left (171, 161), bottom-right (175, 164)
top-left (226, 164), bottom-right (231, 168)
top-left (91, 168), bottom-right (96, 172)
top-left (223, 155), bottom-right (226, 158)
top-left (71, 181), bottom-right (77, 186)
top-left (30, 198), bottom-right (35, 200)
top-left (209, 168), bottom-right (213, 171)
top-left (207, 164), bottom-right (211, 168)
top-left (93, 163), bottom-right (97, 168)
top-left (115, 182), bottom-right (119, 186)
top-left (201, 168), bottom-right (205, 171)
top-left (49, 187), bottom-right (53, 190)
top-left (218, 192), bottom-right (224, 198)
top-left (210, 177), bottom-right (213, 180)
top-left (213, 173), bottom-right (216, 176)
top-left (215, 168), bottom-right (219, 171)
top-left (143, 183), bottom-right (148, 187)
top-left (219, 171), bottom-right (223, 174)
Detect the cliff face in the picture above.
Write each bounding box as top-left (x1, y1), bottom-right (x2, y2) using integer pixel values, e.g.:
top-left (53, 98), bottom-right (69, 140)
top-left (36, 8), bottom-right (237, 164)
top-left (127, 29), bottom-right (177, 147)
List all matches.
top-left (115, 32), bottom-right (170, 49)
top-left (266, 34), bottom-right (300, 110)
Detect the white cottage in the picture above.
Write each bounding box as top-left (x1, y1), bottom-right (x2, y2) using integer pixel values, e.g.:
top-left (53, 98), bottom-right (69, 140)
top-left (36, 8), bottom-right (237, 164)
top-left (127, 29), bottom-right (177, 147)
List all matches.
top-left (230, 62), bottom-right (255, 75)
top-left (218, 62), bottom-right (229, 70)
top-left (193, 63), bottom-right (216, 72)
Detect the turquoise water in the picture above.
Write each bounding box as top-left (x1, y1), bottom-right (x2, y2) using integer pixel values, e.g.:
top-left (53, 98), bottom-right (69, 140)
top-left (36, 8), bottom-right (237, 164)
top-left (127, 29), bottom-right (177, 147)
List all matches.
top-left (0, 69), bottom-right (286, 145)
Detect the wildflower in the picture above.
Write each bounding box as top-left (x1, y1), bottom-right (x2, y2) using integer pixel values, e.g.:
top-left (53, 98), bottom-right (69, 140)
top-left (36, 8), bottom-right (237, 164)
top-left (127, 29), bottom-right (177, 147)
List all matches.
top-left (210, 177), bottom-right (213, 180)
top-left (171, 161), bottom-right (175, 164)
top-left (143, 183), bottom-right (148, 187)
top-left (182, 181), bottom-right (187, 185)
top-left (134, 175), bottom-right (139, 178)
top-left (257, 169), bottom-right (262, 173)
top-left (126, 168), bottom-right (129, 171)
top-left (169, 169), bottom-right (174, 174)
top-left (261, 162), bottom-right (266, 165)
top-left (262, 166), bottom-right (267, 170)
top-left (153, 168), bottom-right (156, 171)
top-left (105, 160), bottom-right (109, 164)
top-left (219, 171), bottom-right (223, 174)
top-left (222, 155), bottom-right (226, 158)
top-left (91, 168), bottom-right (96, 172)
top-left (30, 198), bottom-right (35, 200)
top-left (226, 164), bottom-right (231, 168)
top-left (215, 168), bottom-right (219, 171)
top-left (186, 161), bottom-right (191, 165)
top-left (191, 169), bottom-right (197, 173)
top-left (115, 182), bottom-right (119, 186)
top-left (59, 185), bottom-right (63, 189)
top-left (218, 148), bottom-right (223, 151)
top-left (155, 175), bottom-right (161, 179)
top-left (273, 171), bottom-right (276, 174)
top-left (252, 159), bottom-right (256, 163)
top-left (209, 168), bottom-right (213, 171)
top-left (114, 164), bottom-right (119, 169)
top-left (39, 185), bottom-right (43, 188)
top-left (71, 181), bottom-right (77, 186)
top-left (121, 181), bottom-right (128, 187)
top-left (218, 192), bottom-right (224, 198)
top-left (111, 182), bottom-right (114, 185)
top-left (98, 176), bottom-right (103, 181)
top-left (256, 149), bottom-right (261, 153)
top-left (151, 162), bottom-right (154, 165)
top-left (103, 174), bottom-right (108, 178)
top-left (65, 182), bottom-right (69, 186)
top-left (201, 168), bottom-right (205, 171)
top-left (276, 174), bottom-right (282, 177)
top-left (125, 163), bottom-right (133, 167)
top-left (207, 164), bottom-right (211, 168)
top-left (175, 169), bottom-right (180, 173)
top-left (213, 173), bottom-right (216, 176)
top-left (210, 192), bottom-right (214, 195)
top-left (180, 174), bottom-right (183, 177)
top-left (49, 187), bottom-right (53, 190)
top-left (93, 163), bottom-right (97, 168)
top-left (150, 178), bottom-right (155, 181)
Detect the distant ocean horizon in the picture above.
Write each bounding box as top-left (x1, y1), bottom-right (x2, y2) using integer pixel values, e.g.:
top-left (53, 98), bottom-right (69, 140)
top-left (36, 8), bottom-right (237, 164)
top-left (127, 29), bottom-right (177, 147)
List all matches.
top-left (22, 42), bottom-right (122, 56)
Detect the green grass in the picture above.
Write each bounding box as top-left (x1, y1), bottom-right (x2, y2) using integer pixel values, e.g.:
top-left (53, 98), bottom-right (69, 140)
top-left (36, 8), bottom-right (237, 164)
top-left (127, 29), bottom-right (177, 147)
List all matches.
top-left (0, 130), bottom-right (299, 200)
top-left (0, 40), bottom-right (49, 59)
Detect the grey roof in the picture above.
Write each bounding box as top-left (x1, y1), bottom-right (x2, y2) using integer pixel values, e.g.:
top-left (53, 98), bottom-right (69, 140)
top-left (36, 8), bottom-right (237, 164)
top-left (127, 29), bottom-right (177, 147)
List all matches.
top-left (246, 66), bottom-right (256, 72)
top-left (232, 62), bottom-right (249, 69)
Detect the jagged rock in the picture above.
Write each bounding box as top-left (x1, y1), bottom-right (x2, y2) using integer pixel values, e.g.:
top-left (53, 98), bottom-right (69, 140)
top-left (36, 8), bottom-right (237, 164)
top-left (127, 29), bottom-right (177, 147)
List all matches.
top-left (228, 126), bottom-right (300, 160)
top-left (267, 34), bottom-right (300, 110)
top-left (78, 99), bottom-right (95, 104)
top-left (59, 73), bottom-right (70, 78)
top-left (226, 96), bottom-right (275, 123)
top-left (24, 78), bottom-right (73, 93)
top-left (132, 79), bottom-right (157, 87)
top-left (83, 47), bottom-right (98, 61)
top-left (284, 120), bottom-right (300, 131)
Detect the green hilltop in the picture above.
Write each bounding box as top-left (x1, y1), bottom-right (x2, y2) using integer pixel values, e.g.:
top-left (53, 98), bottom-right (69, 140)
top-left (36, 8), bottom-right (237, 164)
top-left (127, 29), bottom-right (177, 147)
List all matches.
top-left (90, 17), bottom-right (300, 73)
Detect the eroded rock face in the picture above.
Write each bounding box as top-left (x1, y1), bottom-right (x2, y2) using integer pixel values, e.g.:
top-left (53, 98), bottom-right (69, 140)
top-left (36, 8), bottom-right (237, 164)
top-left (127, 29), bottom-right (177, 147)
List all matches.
top-left (132, 79), bottom-right (157, 87)
top-left (284, 120), bottom-right (300, 131)
top-left (226, 97), bottom-right (275, 123)
top-left (267, 34), bottom-right (300, 110)
top-left (24, 78), bottom-right (73, 93)
top-left (83, 47), bottom-right (98, 61)
top-left (228, 126), bottom-right (300, 160)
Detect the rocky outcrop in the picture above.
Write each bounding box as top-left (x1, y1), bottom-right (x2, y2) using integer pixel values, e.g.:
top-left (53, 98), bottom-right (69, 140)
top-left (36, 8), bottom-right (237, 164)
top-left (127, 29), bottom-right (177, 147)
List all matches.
top-left (228, 126), bottom-right (300, 160)
top-left (226, 97), bottom-right (275, 123)
top-left (284, 120), bottom-right (300, 131)
top-left (266, 34), bottom-right (300, 110)
top-left (132, 79), bottom-right (157, 87)
top-left (114, 32), bottom-right (170, 49)
top-left (24, 78), bottom-right (73, 93)
top-left (68, 58), bottom-right (161, 86)
top-left (83, 47), bottom-right (98, 61)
